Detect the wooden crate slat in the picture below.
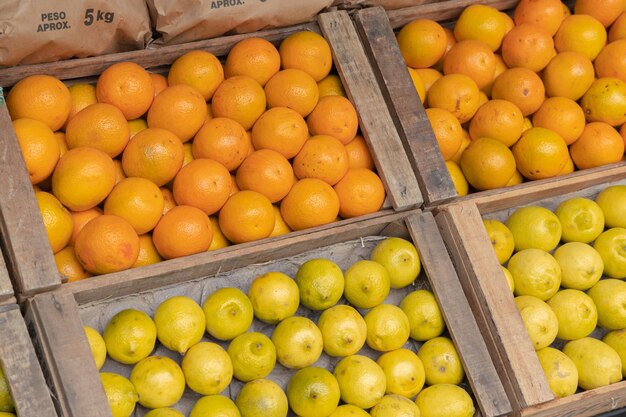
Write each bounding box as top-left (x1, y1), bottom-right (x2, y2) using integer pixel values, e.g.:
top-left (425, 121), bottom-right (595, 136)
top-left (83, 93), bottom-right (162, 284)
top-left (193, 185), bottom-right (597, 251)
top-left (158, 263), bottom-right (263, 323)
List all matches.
top-left (0, 235), bottom-right (14, 303)
top-left (354, 7), bottom-right (457, 206)
top-left (520, 383), bottom-right (626, 417)
top-left (406, 211), bottom-right (511, 417)
top-left (318, 10), bottom-right (423, 211)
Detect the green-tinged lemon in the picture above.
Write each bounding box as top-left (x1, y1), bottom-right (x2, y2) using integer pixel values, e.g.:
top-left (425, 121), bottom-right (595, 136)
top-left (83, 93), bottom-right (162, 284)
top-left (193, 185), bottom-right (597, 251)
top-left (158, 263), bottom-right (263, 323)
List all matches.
top-left (144, 409), bottom-right (185, 417)
top-left (417, 337), bottom-right (465, 385)
top-left (203, 287), bottom-right (253, 340)
top-left (287, 366), bottom-right (341, 417)
top-left (596, 185), bottom-right (626, 229)
top-left (502, 266), bottom-right (515, 293)
top-left (370, 237), bottom-right (421, 289)
top-left (603, 329), bottom-right (626, 377)
top-left (295, 258), bottom-right (344, 310)
top-left (0, 367), bottom-right (12, 413)
top-left (228, 331), bottom-right (276, 382)
top-left (547, 289), bottom-right (597, 340)
top-left (190, 395), bottom-right (241, 417)
top-left (553, 242), bottom-right (603, 290)
top-left (103, 309), bottom-right (157, 364)
top-left (343, 260), bottom-right (391, 309)
top-left (415, 384), bottom-right (474, 417)
top-left (563, 337), bottom-right (623, 390)
top-left (400, 289), bottom-right (445, 341)
top-left (593, 228), bottom-right (626, 278)
top-left (235, 379), bottom-right (289, 417)
top-left (483, 219), bottom-right (515, 264)
top-left (0, 413), bottom-right (16, 417)
top-left (154, 295), bottom-right (206, 354)
top-left (364, 304), bottom-right (410, 352)
top-left (272, 316), bottom-right (323, 369)
top-left (248, 272), bottom-right (299, 324)
top-left (555, 197), bottom-right (605, 243)
top-left (536, 347), bottom-right (578, 398)
top-left (508, 249), bottom-right (562, 300)
top-left (333, 355), bottom-right (386, 409)
top-left (377, 348), bottom-right (425, 398)
top-left (317, 304), bottom-right (367, 357)
top-left (182, 342), bottom-right (233, 395)
top-left (514, 295), bottom-right (558, 350)
top-left (588, 279), bottom-right (626, 330)
top-left (506, 206), bottom-right (562, 252)
top-left (100, 372), bottom-right (138, 417)
top-left (84, 325), bottom-right (107, 370)
top-left (328, 404), bottom-right (371, 416)
top-left (370, 394), bottom-right (421, 417)
top-left (130, 356), bottom-right (185, 408)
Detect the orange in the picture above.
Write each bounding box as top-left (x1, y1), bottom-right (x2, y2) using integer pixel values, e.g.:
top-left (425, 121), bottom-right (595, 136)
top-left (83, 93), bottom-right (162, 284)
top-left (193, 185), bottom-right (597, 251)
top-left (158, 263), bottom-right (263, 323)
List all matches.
top-left (433, 28), bottom-right (457, 71)
top-left (333, 168), bottom-right (385, 219)
top-left (450, 129), bottom-right (471, 165)
top-left (542, 51), bottom-right (595, 100)
top-left (133, 234), bottom-right (163, 268)
top-left (279, 31), bottom-right (332, 82)
top-left (251, 107), bottom-right (309, 159)
top-left (152, 205), bottom-right (213, 260)
top-left (236, 149), bottom-right (295, 203)
top-left (595, 39), bottom-right (626, 82)
top-left (574, 0), bottom-right (623, 27)
top-left (168, 50), bottom-right (224, 100)
top-left (446, 160), bottom-right (469, 196)
top-left (218, 190), bottom-right (275, 244)
top-left (292, 135), bottom-right (350, 185)
top-left (225, 37), bottom-right (281, 86)
top-left (501, 11), bottom-right (515, 34)
top-left (469, 99), bottom-right (524, 147)
top-left (96, 61), bottom-right (154, 120)
top-left (396, 19), bottom-right (447, 68)
top-left (172, 158), bottom-right (232, 215)
top-left (35, 191), bottom-right (73, 253)
top-left (413, 68), bottom-right (442, 96)
top-left (280, 178), bottom-right (340, 231)
top-left (501, 24), bottom-right (556, 72)
top-left (122, 127), bottom-right (184, 186)
top-left (264, 69), bottom-right (319, 117)
top-left (74, 214), bottom-right (140, 274)
top-left (66, 83), bottom-right (97, 126)
top-left (54, 246), bottom-right (91, 282)
top-left (491, 68), bottom-right (545, 116)
top-left (460, 137), bottom-right (516, 190)
top-left (229, 174), bottom-right (240, 195)
top-left (52, 147), bottom-right (116, 211)
top-left (182, 142), bottom-right (194, 167)
top-left (514, 0), bottom-right (564, 36)
top-left (507, 170), bottom-right (525, 186)
top-left (570, 122), bottom-right (625, 169)
top-left (442, 39), bottom-right (496, 90)
top-left (427, 73), bottom-right (480, 123)
top-left (424, 108), bottom-right (463, 161)
top-left (55, 131), bottom-right (68, 157)
top-left (511, 127), bottom-right (569, 180)
top-left (161, 187), bottom-right (177, 215)
top-left (192, 117), bottom-right (250, 171)
top-left (211, 75), bottom-right (267, 130)
top-left (270, 205), bottom-right (292, 237)
top-left (317, 74), bottom-right (346, 98)
top-left (345, 135), bottom-right (375, 170)
top-left (482, 54), bottom-right (508, 98)
top-left (609, 12), bottom-right (626, 42)
top-left (69, 207), bottom-right (102, 246)
top-left (12, 118), bottom-right (59, 184)
top-left (6, 74), bottom-right (71, 131)
top-left (65, 103), bottom-right (130, 158)
top-left (128, 118), bottom-right (148, 138)
top-left (558, 156), bottom-right (575, 176)
top-left (103, 177), bottom-right (165, 235)
top-left (622, 123), bottom-right (626, 149)
top-left (580, 77), bottom-right (626, 126)
top-left (306, 95), bottom-right (359, 144)
top-left (149, 73), bottom-right (168, 97)
top-left (554, 15), bottom-right (608, 61)
top-left (454, 4), bottom-right (508, 51)
top-left (147, 84), bottom-right (207, 142)
top-left (532, 97), bottom-right (586, 145)
top-left (112, 160), bottom-right (126, 185)
top-left (208, 216), bottom-right (231, 250)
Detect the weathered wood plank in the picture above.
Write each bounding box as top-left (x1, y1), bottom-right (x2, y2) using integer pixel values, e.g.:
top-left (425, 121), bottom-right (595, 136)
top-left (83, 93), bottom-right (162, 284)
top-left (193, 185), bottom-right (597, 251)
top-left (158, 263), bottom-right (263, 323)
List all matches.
top-left (0, 231), bottom-right (14, 303)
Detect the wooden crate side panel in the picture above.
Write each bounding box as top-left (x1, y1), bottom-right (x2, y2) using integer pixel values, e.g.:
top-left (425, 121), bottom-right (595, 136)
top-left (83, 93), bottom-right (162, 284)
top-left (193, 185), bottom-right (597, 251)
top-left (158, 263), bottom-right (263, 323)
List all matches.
top-left (318, 10), bottom-right (423, 210)
top-left (0, 305), bottom-right (57, 417)
top-left (354, 7), bottom-right (456, 206)
top-left (406, 212), bottom-right (511, 417)
top-left (0, 239), bottom-right (14, 303)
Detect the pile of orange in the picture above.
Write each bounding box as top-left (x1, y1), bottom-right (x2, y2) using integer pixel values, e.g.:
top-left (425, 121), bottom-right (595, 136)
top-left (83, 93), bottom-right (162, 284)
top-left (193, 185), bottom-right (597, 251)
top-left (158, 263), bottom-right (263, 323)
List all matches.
top-left (8, 31), bottom-right (386, 280)
top-left (397, 0), bottom-right (626, 196)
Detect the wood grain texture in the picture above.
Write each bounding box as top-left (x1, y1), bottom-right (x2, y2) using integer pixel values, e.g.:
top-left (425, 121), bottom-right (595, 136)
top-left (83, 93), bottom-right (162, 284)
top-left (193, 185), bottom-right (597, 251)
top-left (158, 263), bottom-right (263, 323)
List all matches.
top-left (318, 10), bottom-right (423, 210)
top-left (406, 211), bottom-right (511, 417)
top-left (0, 96), bottom-right (61, 296)
top-left (0, 232), bottom-right (14, 302)
top-left (354, 7), bottom-right (456, 206)
top-left (0, 305), bottom-right (58, 417)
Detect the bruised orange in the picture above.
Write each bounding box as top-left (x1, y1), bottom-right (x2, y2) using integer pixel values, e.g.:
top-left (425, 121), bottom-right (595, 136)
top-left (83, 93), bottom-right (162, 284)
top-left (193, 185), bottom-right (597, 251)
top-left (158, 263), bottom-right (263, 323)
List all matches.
top-left (152, 205), bottom-right (213, 260)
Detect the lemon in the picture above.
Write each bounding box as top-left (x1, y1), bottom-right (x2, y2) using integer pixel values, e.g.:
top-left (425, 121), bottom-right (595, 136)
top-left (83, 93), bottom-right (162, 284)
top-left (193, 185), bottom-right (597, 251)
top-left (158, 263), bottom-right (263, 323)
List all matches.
top-left (547, 289), bottom-right (598, 340)
top-left (182, 342), bottom-right (233, 395)
top-left (364, 304), bottom-right (410, 352)
top-left (190, 395), bottom-right (241, 417)
top-left (248, 271), bottom-right (299, 324)
top-left (203, 287), bottom-right (254, 340)
top-left (144, 409), bottom-right (185, 417)
top-left (235, 379), bottom-right (289, 417)
top-left (84, 325), bottom-right (107, 370)
top-left (328, 404), bottom-right (371, 417)
top-left (506, 206), bottom-right (562, 252)
top-left (287, 366), bottom-right (341, 417)
top-left (295, 258), bottom-right (344, 310)
top-left (587, 279), bottom-right (626, 330)
top-left (100, 372), bottom-right (138, 417)
top-left (400, 289), bottom-right (445, 341)
top-left (377, 348), bottom-right (425, 398)
top-left (596, 185), bottom-right (626, 228)
top-left (536, 347), bottom-right (578, 398)
top-left (228, 331), bottom-right (276, 382)
top-left (417, 337), bottom-right (465, 385)
top-left (370, 237), bottom-right (421, 289)
top-left (130, 356), bottom-right (185, 408)
top-left (370, 394), bottom-right (420, 417)
top-left (317, 304), bottom-right (367, 357)
top-left (514, 295), bottom-right (558, 350)
top-left (555, 197), bottom-right (605, 243)
top-left (154, 295), bottom-right (206, 354)
top-left (603, 330), bottom-right (626, 377)
top-left (103, 309), bottom-right (157, 364)
top-left (553, 242), bottom-right (603, 290)
top-left (343, 260), bottom-right (391, 309)
top-left (416, 384), bottom-right (474, 417)
top-left (508, 249), bottom-right (562, 301)
top-left (502, 266), bottom-right (515, 293)
top-left (272, 316), bottom-right (323, 369)
top-left (0, 367), bottom-right (14, 414)
top-left (593, 228), bottom-right (626, 279)
top-left (0, 413), bottom-right (15, 417)
top-left (483, 219), bottom-right (515, 264)
top-left (562, 337), bottom-right (623, 390)
top-left (333, 355), bottom-right (386, 409)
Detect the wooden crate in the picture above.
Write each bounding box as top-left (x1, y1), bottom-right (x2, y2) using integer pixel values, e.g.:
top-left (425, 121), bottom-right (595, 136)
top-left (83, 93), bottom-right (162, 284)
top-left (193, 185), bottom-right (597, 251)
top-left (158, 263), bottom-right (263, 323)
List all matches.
top-left (24, 209), bottom-right (511, 417)
top-left (0, 10), bottom-right (422, 298)
top-left (435, 163), bottom-right (626, 417)
top-left (0, 233), bottom-right (15, 305)
top-left (351, 0), bottom-right (626, 207)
